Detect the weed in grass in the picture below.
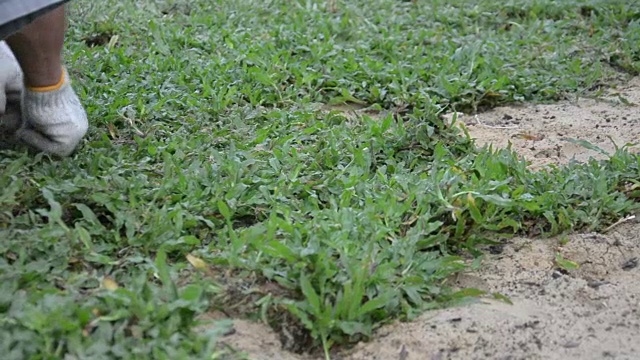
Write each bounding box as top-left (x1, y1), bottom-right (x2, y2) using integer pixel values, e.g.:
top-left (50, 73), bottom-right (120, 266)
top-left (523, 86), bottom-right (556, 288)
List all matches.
top-left (1, 0), bottom-right (640, 359)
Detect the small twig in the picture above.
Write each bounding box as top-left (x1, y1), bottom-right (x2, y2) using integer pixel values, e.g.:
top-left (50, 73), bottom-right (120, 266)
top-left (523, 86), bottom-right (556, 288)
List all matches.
top-left (603, 215), bottom-right (636, 233)
top-left (474, 115), bottom-right (519, 129)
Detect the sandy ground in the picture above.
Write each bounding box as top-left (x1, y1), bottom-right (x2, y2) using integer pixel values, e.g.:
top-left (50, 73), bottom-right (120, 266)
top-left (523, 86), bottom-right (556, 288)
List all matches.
top-left (449, 78), bottom-right (640, 169)
top-left (207, 80), bottom-right (640, 360)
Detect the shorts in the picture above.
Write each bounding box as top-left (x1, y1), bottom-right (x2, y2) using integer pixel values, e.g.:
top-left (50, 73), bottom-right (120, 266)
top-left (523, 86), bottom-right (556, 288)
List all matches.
top-left (0, 0), bottom-right (70, 39)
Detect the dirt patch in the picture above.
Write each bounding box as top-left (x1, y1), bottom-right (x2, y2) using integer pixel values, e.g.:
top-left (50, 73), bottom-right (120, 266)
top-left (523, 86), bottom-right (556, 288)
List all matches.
top-left (343, 220), bottom-right (640, 360)
top-left (202, 80), bottom-right (640, 360)
top-left (198, 312), bottom-right (303, 360)
top-left (449, 79), bottom-right (640, 170)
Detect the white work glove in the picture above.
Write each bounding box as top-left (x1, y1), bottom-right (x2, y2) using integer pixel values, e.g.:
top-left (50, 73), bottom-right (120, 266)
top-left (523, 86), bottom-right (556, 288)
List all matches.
top-left (0, 46), bottom-right (23, 141)
top-left (16, 68), bottom-right (89, 157)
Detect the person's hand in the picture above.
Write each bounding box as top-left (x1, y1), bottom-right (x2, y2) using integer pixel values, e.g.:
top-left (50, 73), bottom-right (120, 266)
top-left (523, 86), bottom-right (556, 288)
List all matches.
top-left (0, 57), bottom-right (23, 141)
top-left (0, 59), bottom-right (22, 113)
top-left (17, 68), bottom-right (89, 157)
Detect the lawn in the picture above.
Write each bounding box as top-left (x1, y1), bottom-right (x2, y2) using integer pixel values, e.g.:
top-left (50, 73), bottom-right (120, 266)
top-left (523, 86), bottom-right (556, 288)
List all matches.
top-left (1, 0), bottom-right (639, 359)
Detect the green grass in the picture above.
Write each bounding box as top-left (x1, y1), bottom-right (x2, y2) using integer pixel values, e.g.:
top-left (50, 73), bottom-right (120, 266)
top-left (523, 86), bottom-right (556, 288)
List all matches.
top-left (2, 0), bottom-right (640, 358)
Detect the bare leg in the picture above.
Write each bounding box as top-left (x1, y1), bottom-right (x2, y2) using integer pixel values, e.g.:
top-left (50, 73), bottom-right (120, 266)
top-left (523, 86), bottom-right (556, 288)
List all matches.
top-left (5, 6), bottom-right (66, 88)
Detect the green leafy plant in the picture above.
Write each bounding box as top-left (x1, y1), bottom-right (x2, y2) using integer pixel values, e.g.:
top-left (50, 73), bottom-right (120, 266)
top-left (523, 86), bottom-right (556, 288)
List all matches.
top-left (1, 0), bottom-right (639, 358)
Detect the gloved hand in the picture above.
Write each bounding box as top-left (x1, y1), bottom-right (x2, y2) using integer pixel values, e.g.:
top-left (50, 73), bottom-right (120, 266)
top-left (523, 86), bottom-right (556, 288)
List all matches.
top-left (16, 67), bottom-right (89, 157)
top-left (0, 54), bottom-right (23, 140)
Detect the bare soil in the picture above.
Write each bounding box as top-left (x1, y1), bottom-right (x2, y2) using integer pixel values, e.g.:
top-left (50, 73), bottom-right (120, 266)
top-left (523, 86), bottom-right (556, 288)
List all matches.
top-left (204, 80), bottom-right (640, 360)
top-left (447, 79), bottom-right (640, 169)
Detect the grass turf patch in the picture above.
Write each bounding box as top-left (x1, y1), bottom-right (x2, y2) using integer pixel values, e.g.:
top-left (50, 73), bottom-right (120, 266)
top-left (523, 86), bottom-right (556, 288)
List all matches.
top-left (1, 0), bottom-right (640, 358)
